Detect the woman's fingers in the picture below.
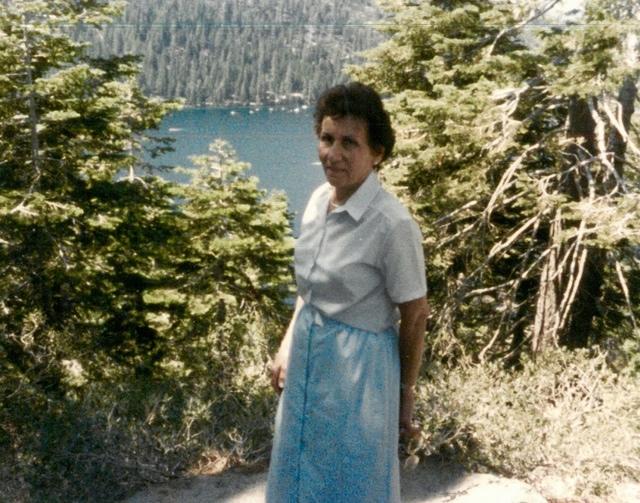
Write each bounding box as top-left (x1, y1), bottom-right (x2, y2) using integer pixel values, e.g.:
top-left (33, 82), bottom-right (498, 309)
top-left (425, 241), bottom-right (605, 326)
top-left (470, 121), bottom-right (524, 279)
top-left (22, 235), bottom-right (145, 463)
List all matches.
top-left (399, 421), bottom-right (420, 442)
top-left (270, 358), bottom-right (286, 394)
top-left (278, 365), bottom-right (286, 390)
top-left (399, 386), bottom-right (419, 441)
top-left (270, 363), bottom-right (280, 392)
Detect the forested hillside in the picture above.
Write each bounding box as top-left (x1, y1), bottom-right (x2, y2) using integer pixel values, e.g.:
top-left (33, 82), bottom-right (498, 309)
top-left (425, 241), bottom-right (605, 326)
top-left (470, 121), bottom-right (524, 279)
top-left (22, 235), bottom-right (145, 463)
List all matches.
top-left (82, 0), bottom-right (383, 106)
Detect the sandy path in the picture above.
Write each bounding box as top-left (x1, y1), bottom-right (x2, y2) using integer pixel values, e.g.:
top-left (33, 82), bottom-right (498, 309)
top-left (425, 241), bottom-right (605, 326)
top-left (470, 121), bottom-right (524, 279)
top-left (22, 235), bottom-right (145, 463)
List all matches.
top-left (125, 457), bottom-right (547, 502)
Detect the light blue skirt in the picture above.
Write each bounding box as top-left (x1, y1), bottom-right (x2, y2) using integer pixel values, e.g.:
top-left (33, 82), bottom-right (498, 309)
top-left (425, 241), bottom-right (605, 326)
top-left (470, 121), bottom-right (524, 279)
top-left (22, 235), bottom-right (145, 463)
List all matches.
top-left (266, 304), bottom-right (401, 503)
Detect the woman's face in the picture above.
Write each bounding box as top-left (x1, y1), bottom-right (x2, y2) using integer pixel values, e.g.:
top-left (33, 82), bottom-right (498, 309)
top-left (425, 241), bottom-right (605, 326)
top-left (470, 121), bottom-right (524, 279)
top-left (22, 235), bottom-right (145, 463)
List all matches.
top-left (317, 115), bottom-right (383, 199)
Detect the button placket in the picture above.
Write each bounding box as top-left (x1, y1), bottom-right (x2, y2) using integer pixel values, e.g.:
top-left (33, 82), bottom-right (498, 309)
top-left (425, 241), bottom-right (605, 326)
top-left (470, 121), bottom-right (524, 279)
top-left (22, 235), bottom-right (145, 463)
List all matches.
top-left (306, 216), bottom-right (330, 307)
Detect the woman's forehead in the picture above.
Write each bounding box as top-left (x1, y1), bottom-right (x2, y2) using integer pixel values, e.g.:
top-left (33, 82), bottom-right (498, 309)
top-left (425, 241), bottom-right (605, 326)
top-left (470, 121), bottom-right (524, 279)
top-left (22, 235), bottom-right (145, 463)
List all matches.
top-left (320, 115), bottom-right (368, 135)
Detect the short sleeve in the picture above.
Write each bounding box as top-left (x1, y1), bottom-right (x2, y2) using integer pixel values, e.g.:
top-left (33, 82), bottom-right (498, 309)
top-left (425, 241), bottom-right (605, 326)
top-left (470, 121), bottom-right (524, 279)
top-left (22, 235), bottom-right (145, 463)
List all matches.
top-left (381, 218), bottom-right (427, 304)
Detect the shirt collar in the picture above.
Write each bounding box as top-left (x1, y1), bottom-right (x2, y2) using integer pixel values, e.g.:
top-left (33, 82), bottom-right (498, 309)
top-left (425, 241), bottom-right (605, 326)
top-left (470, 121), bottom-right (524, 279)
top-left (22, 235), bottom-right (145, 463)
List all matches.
top-left (336, 171), bottom-right (380, 222)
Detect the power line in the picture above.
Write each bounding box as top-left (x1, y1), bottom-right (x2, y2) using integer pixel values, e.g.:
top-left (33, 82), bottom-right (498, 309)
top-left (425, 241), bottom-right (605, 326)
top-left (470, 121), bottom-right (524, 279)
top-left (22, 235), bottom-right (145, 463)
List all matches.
top-left (70, 21), bottom-right (640, 29)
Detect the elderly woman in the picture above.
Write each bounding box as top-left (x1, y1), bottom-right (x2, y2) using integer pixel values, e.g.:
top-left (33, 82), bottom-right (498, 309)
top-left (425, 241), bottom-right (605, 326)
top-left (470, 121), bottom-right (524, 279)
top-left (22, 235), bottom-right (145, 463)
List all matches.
top-left (267, 82), bottom-right (428, 502)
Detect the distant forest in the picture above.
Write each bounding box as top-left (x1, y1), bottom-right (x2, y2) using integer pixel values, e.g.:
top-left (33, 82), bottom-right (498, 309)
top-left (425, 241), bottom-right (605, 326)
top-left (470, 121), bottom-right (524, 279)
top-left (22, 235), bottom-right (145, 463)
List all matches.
top-left (81, 0), bottom-right (384, 106)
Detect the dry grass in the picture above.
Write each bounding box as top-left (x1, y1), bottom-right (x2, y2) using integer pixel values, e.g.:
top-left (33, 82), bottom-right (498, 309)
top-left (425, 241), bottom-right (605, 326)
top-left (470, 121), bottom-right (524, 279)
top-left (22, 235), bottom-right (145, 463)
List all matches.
top-left (413, 349), bottom-right (640, 500)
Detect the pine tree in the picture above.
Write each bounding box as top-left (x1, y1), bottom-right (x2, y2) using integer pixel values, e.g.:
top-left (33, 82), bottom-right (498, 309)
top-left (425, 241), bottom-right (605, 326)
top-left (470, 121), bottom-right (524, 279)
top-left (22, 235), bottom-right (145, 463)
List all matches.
top-left (1, 0), bottom-right (175, 365)
top-left (350, 0), bottom-right (640, 361)
top-left (0, 1), bottom-right (293, 498)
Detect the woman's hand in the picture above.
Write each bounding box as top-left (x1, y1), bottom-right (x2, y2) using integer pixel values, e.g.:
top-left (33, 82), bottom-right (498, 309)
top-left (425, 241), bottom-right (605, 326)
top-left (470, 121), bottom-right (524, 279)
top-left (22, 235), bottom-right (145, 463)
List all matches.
top-left (270, 297), bottom-right (303, 394)
top-left (399, 386), bottom-right (420, 442)
top-left (270, 348), bottom-right (288, 394)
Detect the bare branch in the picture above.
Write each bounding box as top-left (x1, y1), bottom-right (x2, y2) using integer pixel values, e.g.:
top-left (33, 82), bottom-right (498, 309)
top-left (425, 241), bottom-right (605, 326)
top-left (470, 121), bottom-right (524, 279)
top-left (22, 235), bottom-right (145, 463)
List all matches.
top-left (588, 97), bottom-right (627, 193)
top-left (434, 199), bottom-right (479, 226)
top-left (615, 259), bottom-right (638, 330)
top-left (9, 201), bottom-right (37, 216)
top-left (602, 97), bottom-right (640, 159)
top-left (489, 215), bottom-right (540, 258)
top-left (464, 281), bottom-right (518, 299)
top-left (436, 219), bottom-right (482, 249)
top-left (487, 0), bottom-right (564, 56)
top-left (484, 142), bottom-right (543, 221)
top-left (557, 218), bottom-right (589, 333)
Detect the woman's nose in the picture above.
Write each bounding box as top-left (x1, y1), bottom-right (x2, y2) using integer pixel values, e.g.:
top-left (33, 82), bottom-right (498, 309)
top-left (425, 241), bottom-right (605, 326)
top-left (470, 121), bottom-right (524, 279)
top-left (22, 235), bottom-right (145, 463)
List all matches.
top-left (326, 142), bottom-right (343, 160)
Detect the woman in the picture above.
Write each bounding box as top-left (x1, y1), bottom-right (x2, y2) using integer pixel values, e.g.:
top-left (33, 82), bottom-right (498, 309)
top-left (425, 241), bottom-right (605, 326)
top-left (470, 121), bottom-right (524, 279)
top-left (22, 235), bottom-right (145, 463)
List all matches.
top-left (267, 82), bottom-right (428, 503)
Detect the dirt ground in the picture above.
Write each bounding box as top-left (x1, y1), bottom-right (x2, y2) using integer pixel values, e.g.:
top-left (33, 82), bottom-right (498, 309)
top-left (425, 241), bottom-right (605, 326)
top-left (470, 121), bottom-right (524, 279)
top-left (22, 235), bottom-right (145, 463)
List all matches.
top-left (124, 457), bottom-right (548, 502)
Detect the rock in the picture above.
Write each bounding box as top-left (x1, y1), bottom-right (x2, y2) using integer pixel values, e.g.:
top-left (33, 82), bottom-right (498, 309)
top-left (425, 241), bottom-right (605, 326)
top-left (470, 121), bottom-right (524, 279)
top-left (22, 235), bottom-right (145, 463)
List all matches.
top-left (610, 482), bottom-right (640, 503)
top-left (537, 474), bottom-right (577, 501)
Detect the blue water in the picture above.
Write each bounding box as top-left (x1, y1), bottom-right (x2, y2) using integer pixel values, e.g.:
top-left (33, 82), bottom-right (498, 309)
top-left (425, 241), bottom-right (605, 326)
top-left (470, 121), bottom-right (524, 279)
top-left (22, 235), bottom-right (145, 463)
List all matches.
top-left (148, 107), bottom-right (326, 233)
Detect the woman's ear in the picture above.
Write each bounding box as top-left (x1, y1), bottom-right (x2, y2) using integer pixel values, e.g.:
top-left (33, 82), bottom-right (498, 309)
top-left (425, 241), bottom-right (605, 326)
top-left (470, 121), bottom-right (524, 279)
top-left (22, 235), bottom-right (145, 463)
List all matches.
top-left (373, 147), bottom-right (385, 167)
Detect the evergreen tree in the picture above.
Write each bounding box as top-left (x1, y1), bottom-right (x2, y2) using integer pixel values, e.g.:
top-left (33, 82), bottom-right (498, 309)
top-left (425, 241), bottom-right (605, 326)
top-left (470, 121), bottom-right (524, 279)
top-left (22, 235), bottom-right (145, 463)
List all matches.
top-left (350, 0), bottom-right (640, 361)
top-left (0, 1), bottom-right (293, 498)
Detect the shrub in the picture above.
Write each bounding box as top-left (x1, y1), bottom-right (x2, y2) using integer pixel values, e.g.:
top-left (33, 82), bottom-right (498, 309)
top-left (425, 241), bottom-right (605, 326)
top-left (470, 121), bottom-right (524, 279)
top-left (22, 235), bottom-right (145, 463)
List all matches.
top-left (414, 349), bottom-right (640, 499)
top-left (0, 308), bottom-right (280, 502)
top-left (0, 137), bottom-right (292, 501)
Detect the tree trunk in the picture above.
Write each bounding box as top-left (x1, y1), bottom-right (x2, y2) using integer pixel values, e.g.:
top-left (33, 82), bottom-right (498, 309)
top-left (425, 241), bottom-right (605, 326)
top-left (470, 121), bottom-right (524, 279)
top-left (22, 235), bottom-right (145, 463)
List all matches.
top-left (23, 21), bottom-right (41, 184)
top-left (563, 76), bottom-right (638, 348)
top-left (610, 75), bottom-right (637, 179)
top-left (560, 78), bottom-right (637, 348)
top-left (532, 216), bottom-right (560, 352)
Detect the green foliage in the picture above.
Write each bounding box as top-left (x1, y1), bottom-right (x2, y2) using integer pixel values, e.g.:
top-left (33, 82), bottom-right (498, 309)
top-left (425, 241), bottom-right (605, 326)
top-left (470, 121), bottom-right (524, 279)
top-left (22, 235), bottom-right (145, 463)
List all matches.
top-left (77, 0), bottom-right (384, 106)
top-left (0, 2), bottom-right (293, 500)
top-left (350, 0), bottom-right (640, 360)
top-left (413, 349), bottom-right (640, 498)
top-left (3, 1), bottom-right (639, 500)
top-left (354, 1), bottom-right (640, 497)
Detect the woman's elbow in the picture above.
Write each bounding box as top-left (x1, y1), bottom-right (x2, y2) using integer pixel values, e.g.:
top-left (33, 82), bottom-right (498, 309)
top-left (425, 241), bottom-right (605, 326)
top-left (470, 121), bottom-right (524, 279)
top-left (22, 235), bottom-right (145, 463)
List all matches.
top-left (399, 297), bottom-right (429, 329)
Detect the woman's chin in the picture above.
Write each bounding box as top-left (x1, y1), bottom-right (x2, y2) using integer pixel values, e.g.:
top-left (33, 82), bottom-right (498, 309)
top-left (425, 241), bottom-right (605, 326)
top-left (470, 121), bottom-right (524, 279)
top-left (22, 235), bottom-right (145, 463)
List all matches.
top-left (324, 174), bottom-right (341, 186)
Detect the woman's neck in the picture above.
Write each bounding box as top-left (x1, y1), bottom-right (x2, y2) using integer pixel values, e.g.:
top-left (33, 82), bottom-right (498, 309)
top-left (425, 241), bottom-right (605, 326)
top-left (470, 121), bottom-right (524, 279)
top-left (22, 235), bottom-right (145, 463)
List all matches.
top-left (332, 188), bottom-right (353, 206)
top-left (332, 176), bottom-right (367, 205)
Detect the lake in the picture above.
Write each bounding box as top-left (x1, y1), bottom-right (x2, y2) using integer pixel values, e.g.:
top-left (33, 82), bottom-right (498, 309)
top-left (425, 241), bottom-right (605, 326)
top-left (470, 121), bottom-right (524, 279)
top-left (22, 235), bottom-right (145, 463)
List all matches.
top-left (148, 106), bottom-right (326, 233)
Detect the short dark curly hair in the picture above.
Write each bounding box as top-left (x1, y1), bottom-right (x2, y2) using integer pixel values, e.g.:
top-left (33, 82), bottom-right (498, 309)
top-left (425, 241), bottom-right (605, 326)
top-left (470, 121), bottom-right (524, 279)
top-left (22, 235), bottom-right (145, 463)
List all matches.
top-left (314, 82), bottom-right (395, 165)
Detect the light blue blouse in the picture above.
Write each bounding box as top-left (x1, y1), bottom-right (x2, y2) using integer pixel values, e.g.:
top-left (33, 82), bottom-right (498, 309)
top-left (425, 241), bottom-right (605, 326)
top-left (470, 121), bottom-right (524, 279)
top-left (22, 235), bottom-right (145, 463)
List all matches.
top-left (294, 171), bottom-right (427, 333)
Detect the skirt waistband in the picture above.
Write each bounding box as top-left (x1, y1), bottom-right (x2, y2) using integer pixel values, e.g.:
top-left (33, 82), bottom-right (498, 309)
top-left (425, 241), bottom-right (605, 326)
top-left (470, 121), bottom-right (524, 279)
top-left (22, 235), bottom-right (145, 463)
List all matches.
top-left (300, 303), bottom-right (396, 338)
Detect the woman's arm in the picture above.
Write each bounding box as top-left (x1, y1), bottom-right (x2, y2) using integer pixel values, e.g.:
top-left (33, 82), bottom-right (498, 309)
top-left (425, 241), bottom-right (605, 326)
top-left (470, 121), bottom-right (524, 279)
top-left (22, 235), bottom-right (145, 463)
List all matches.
top-left (397, 296), bottom-right (429, 438)
top-left (270, 296), bottom-right (304, 393)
